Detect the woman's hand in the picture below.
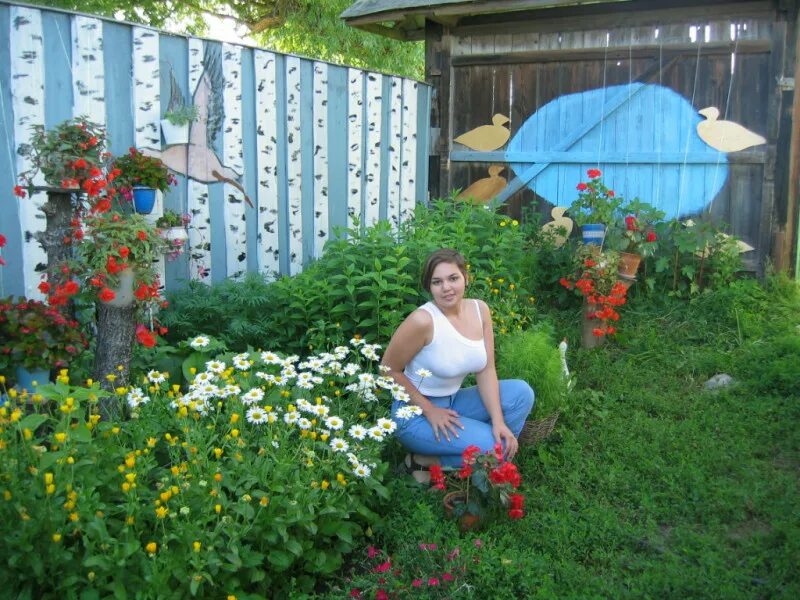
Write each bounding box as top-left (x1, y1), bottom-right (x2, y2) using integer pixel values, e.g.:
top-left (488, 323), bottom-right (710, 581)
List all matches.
top-left (424, 405), bottom-right (464, 443)
top-left (493, 421), bottom-right (518, 461)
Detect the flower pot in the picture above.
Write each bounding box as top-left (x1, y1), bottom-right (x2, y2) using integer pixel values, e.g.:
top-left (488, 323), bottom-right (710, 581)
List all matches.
top-left (443, 491), bottom-right (483, 532)
top-left (161, 226), bottom-right (189, 245)
top-left (103, 268), bottom-right (135, 308)
top-left (15, 366), bottom-right (50, 393)
top-left (160, 119), bottom-right (190, 146)
top-left (617, 252), bottom-right (642, 280)
top-left (132, 187), bottom-right (157, 214)
top-left (581, 223), bottom-right (606, 246)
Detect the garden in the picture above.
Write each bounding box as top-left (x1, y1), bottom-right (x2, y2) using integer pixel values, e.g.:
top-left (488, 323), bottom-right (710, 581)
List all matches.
top-left (0, 118), bottom-right (798, 599)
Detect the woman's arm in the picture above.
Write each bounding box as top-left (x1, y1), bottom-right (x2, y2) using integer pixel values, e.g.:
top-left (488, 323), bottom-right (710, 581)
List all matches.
top-left (474, 300), bottom-right (519, 460)
top-left (381, 310), bottom-right (464, 442)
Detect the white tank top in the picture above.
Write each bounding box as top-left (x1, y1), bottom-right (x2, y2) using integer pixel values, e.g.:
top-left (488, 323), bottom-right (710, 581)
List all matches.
top-left (403, 300), bottom-right (488, 397)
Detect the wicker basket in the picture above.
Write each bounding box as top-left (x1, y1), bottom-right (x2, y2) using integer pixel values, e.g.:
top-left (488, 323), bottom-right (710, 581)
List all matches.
top-left (519, 412), bottom-right (560, 446)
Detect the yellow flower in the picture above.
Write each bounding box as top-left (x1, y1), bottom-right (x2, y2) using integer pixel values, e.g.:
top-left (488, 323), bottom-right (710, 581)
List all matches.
top-left (170, 466), bottom-right (180, 476)
top-left (145, 542), bottom-right (157, 554)
top-left (23, 428), bottom-right (32, 441)
top-left (213, 448), bottom-right (223, 459)
top-left (52, 533), bottom-right (62, 543)
top-left (155, 506), bottom-right (168, 519)
top-left (126, 515), bottom-right (135, 525)
top-left (178, 406), bottom-right (188, 417)
top-left (214, 472), bottom-right (222, 482)
top-left (0, 375), bottom-right (4, 384)
top-left (115, 386), bottom-right (127, 395)
top-left (69, 512), bottom-right (79, 522)
top-left (230, 429), bottom-right (239, 438)
top-left (46, 484), bottom-right (56, 495)
top-left (500, 220), bottom-right (508, 227)
top-left (320, 480), bottom-right (330, 490)
top-left (512, 219), bottom-right (519, 226)
top-left (193, 541), bottom-right (202, 552)
top-left (3, 490), bottom-right (12, 501)
top-left (228, 596), bottom-right (237, 600)
top-left (125, 456), bottom-right (136, 469)
top-left (160, 491), bottom-right (172, 503)
top-left (66, 456), bottom-right (75, 465)
top-left (230, 413), bottom-right (240, 424)
top-left (147, 437), bottom-right (157, 448)
top-left (214, 504), bottom-right (221, 514)
top-left (105, 374), bottom-right (116, 383)
top-left (44, 472), bottom-right (54, 485)
top-left (88, 571), bottom-right (96, 581)
top-left (8, 389), bottom-right (17, 399)
top-left (259, 496), bottom-right (269, 507)
top-left (10, 409), bottom-right (21, 423)
top-left (111, 426), bottom-right (120, 435)
top-left (125, 473), bottom-right (136, 483)
top-left (171, 485), bottom-right (180, 495)
top-left (86, 378), bottom-right (93, 386)
top-left (121, 482), bottom-right (131, 493)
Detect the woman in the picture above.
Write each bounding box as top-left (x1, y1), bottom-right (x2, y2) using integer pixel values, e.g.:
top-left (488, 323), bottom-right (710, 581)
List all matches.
top-left (382, 248), bottom-right (534, 472)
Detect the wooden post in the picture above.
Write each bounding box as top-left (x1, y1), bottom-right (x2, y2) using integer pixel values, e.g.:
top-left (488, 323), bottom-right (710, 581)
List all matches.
top-left (580, 301), bottom-right (605, 349)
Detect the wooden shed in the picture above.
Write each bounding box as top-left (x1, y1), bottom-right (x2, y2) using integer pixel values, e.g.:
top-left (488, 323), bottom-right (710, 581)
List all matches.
top-left (342, 0), bottom-right (800, 275)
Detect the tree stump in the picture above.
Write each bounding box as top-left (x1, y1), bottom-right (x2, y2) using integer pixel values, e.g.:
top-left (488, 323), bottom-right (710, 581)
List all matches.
top-left (94, 302), bottom-right (136, 421)
top-left (580, 301), bottom-right (606, 349)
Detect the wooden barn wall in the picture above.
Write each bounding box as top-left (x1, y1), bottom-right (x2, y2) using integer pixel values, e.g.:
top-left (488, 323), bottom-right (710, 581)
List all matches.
top-left (0, 2), bottom-right (431, 300)
top-left (432, 1), bottom-right (796, 273)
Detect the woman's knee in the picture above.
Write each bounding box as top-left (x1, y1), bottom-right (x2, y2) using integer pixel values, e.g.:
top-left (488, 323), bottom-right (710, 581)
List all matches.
top-left (500, 379), bottom-right (535, 412)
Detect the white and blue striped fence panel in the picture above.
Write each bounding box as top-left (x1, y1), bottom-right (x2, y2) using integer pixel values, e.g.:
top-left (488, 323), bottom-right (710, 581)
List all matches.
top-left (0, 1), bottom-right (431, 299)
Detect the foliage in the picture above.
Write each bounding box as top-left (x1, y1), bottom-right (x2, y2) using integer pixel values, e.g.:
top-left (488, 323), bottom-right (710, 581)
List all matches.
top-left (495, 326), bottom-right (568, 418)
top-left (608, 198), bottom-right (665, 258)
top-left (429, 444), bottom-right (524, 522)
top-left (560, 245), bottom-right (627, 337)
top-left (29, 1), bottom-right (425, 80)
top-left (155, 209), bottom-right (191, 228)
top-left (15, 116), bottom-right (109, 191)
top-left (113, 148), bottom-right (177, 193)
top-left (0, 298), bottom-right (88, 373)
top-left (0, 338), bottom-right (406, 598)
top-left (160, 199), bottom-right (538, 352)
top-left (649, 218), bottom-right (744, 297)
top-left (163, 104), bottom-right (199, 126)
top-left (568, 168), bottom-right (624, 227)
top-left (346, 541), bottom-right (477, 599)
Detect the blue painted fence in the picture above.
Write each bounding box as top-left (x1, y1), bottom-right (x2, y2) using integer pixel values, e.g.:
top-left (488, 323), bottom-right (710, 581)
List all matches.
top-left (0, 1), bottom-right (431, 300)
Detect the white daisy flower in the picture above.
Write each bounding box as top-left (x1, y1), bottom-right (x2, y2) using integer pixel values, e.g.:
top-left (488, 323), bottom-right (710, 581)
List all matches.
top-left (220, 384), bottom-right (241, 398)
top-left (350, 337), bottom-right (365, 347)
top-left (126, 387), bottom-right (150, 409)
top-left (312, 404), bottom-right (330, 418)
top-left (246, 406), bottom-right (268, 424)
top-left (297, 380), bottom-right (314, 390)
top-left (346, 452), bottom-right (360, 465)
top-left (296, 398), bottom-right (313, 412)
top-left (280, 367), bottom-right (297, 379)
top-left (190, 335), bottom-right (210, 349)
top-left (283, 411), bottom-right (300, 424)
top-left (367, 427), bottom-right (385, 441)
top-left (376, 417), bottom-right (397, 434)
top-left (394, 390), bottom-right (411, 403)
top-left (193, 371), bottom-right (216, 385)
top-left (343, 363), bottom-right (360, 376)
top-left (297, 417), bottom-right (312, 430)
top-left (348, 424), bottom-right (367, 440)
top-left (329, 438), bottom-right (349, 453)
top-left (283, 355), bottom-right (299, 365)
top-left (260, 351), bottom-right (282, 364)
top-left (325, 415), bottom-right (344, 430)
top-left (353, 463), bottom-right (372, 478)
top-left (240, 388), bottom-right (265, 406)
top-left (415, 368), bottom-right (432, 378)
top-left (395, 405), bottom-right (423, 420)
top-left (376, 376), bottom-right (395, 389)
top-left (271, 440), bottom-right (280, 449)
top-left (357, 373), bottom-right (375, 386)
top-left (266, 411), bottom-right (278, 424)
top-left (147, 370), bottom-right (166, 384)
top-left (255, 372), bottom-right (275, 384)
top-left (205, 360), bottom-right (226, 374)
top-left (232, 355), bottom-right (251, 370)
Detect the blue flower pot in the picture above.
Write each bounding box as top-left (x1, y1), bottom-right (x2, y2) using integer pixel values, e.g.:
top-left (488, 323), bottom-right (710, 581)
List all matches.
top-left (132, 186), bottom-right (157, 214)
top-left (581, 223), bottom-right (606, 246)
top-left (15, 366), bottom-right (50, 393)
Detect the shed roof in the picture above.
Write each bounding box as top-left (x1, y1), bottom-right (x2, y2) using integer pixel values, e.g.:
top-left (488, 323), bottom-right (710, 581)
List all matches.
top-left (341, 0), bottom-right (633, 40)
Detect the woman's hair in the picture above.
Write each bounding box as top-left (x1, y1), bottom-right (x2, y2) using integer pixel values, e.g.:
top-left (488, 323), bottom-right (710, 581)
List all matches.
top-left (420, 248), bottom-right (468, 292)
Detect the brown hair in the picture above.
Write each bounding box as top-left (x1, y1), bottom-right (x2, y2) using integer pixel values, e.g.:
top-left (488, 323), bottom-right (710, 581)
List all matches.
top-left (420, 248), bottom-right (468, 292)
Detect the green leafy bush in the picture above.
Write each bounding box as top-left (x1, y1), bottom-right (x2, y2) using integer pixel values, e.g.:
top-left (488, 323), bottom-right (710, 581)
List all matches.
top-left (0, 339), bottom-right (402, 598)
top-left (495, 326), bottom-right (568, 417)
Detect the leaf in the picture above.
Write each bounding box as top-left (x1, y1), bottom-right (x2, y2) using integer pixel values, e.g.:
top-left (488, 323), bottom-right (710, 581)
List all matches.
top-left (285, 538), bottom-right (303, 556)
top-left (71, 424), bottom-right (93, 443)
top-left (267, 549), bottom-right (294, 571)
top-left (18, 414), bottom-right (47, 433)
top-left (39, 451), bottom-right (64, 471)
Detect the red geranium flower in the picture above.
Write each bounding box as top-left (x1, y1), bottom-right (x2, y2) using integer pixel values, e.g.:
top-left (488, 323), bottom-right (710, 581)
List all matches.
top-left (587, 168), bottom-right (602, 179)
top-left (576, 182), bottom-right (588, 191)
top-left (13, 185), bottom-right (26, 198)
top-left (98, 287), bottom-right (116, 302)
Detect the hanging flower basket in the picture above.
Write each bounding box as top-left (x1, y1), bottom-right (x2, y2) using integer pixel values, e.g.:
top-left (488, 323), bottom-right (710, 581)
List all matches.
top-left (581, 223), bottom-right (606, 246)
top-left (100, 268), bottom-right (136, 308)
top-left (160, 119), bottom-right (190, 146)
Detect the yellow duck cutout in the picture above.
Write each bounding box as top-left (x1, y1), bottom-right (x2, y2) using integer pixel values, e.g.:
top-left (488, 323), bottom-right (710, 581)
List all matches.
top-left (540, 206), bottom-right (574, 248)
top-left (456, 165), bottom-right (507, 204)
top-left (454, 114), bottom-right (511, 151)
top-left (696, 107), bottom-right (766, 153)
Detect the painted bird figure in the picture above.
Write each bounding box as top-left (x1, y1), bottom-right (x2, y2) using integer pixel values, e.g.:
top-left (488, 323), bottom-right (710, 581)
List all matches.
top-left (540, 206), bottom-right (573, 248)
top-left (456, 165), bottom-right (507, 204)
top-left (696, 107), bottom-right (766, 153)
top-left (454, 114), bottom-right (511, 151)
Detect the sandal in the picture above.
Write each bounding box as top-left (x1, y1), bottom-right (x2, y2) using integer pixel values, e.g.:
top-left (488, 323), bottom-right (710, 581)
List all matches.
top-left (403, 454), bottom-right (436, 485)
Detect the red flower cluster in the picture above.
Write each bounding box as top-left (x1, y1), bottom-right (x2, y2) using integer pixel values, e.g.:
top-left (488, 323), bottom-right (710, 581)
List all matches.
top-left (508, 493), bottom-right (525, 520)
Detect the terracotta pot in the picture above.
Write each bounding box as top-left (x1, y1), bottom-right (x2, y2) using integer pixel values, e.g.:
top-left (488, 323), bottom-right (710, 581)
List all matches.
top-left (618, 251), bottom-right (642, 280)
top-left (442, 491), bottom-right (483, 532)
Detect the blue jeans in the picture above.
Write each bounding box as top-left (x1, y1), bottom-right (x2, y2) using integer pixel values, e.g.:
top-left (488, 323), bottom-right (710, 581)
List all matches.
top-left (392, 379), bottom-right (535, 467)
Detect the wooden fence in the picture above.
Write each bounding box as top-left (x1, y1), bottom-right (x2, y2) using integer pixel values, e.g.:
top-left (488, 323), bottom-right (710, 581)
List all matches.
top-left (0, 1), bottom-right (431, 299)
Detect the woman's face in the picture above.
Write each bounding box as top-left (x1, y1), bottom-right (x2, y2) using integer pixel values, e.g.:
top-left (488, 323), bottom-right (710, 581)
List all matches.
top-left (429, 261), bottom-right (467, 309)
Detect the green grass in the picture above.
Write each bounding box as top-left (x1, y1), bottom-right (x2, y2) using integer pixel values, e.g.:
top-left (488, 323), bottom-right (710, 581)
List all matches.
top-left (320, 278), bottom-right (800, 599)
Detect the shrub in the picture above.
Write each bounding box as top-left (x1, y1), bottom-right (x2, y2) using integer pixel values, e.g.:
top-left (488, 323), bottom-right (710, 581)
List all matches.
top-left (495, 326), bottom-right (568, 417)
top-left (0, 338), bottom-right (409, 597)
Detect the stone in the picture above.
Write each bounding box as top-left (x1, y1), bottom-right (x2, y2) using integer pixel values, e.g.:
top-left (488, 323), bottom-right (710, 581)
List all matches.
top-left (703, 373), bottom-right (736, 391)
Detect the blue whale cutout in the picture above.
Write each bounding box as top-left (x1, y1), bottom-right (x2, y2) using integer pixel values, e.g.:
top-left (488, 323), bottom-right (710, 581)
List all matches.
top-left (506, 83), bottom-right (728, 219)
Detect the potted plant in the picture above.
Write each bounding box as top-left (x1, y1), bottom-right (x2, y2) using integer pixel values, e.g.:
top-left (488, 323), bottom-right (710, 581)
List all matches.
top-left (568, 168), bottom-right (624, 246)
top-left (156, 209), bottom-right (191, 256)
top-left (0, 297), bottom-right (88, 390)
top-left (112, 148), bottom-right (177, 214)
top-left (608, 199), bottom-right (665, 280)
top-left (161, 104), bottom-right (199, 146)
top-left (560, 245), bottom-right (627, 347)
top-left (428, 444), bottom-right (524, 532)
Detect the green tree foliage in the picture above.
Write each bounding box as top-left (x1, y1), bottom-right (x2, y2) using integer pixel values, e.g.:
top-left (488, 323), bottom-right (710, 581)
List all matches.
top-left (29, 0), bottom-right (424, 79)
